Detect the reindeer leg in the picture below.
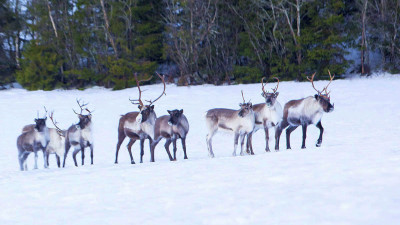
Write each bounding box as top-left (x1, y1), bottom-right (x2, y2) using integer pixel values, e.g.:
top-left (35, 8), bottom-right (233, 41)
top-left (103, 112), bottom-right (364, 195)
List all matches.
top-left (150, 137), bottom-right (161, 163)
top-left (301, 124), bottom-right (307, 149)
top-left (19, 152), bottom-right (29, 171)
top-left (140, 139), bottom-right (145, 163)
top-left (114, 131), bottom-right (125, 164)
top-left (275, 120), bottom-right (289, 151)
top-left (72, 148), bottom-right (80, 167)
top-left (172, 138), bottom-right (177, 161)
top-left (264, 127), bottom-right (270, 152)
top-left (89, 143), bottom-right (94, 165)
top-left (233, 133), bottom-right (239, 156)
top-left (56, 154), bottom-right (61, 168)
top-left (43, 150), bottom-right (48, 168)
top-left (246, 132), bottom-right (254, 155)
top-left (181, 137), bottom-right (188, 159)
top-left (206, 129), bottom-right (217, 158)
top-left (164, 139), bottom-right (174, 161)
top-left (316, 121), bottom-right (324, 147)
top-left (81, 144), bottom-right (85, 166)
top-left (63, 141), bottom-right (71, 168)
top-left (34, 150), bottom-right (38, 169)
top-left (46, 152), bottom-right (50, 167)
top-left (285, 125), bottom-right (298, 150)
top-left (240, 134), bottom-right (246, 156)
top-left (127, 139), bottom-right (136, 164)
top-left (146, 138), bottom-right (152, 163)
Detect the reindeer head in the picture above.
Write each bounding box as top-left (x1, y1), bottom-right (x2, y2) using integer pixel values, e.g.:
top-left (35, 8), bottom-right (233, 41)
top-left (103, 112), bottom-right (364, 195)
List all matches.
top-left (130, 73), bottom-right (166, 123)
top-left (73, 99), bottom-right (93, 129)
top-left (34, 118), bottom-right (47, 132)
top-left (307, 71), bottom-right (335, 113)
top-left (261, 77), bottom-right (280, 107)
top-left (167, 109), bottom-right (184, 126)
top-left (34, 107), bottom-right (48, 132)
top-left (238, 90), bottom-right (253, 117)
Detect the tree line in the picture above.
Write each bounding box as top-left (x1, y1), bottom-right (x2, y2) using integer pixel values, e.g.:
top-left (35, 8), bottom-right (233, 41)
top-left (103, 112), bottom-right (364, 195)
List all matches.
top-left (0, 0), bottom-right (399, 90)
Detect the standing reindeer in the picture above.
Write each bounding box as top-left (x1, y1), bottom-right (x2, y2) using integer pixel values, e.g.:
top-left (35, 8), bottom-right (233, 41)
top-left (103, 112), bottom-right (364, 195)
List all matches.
top-left (275, 71), bottom-right (335, 150)
top-left (46, 111), bottom-right (66, 168)
top-left (246, 77), bottom-right (283, 154)
top-left (63, 99), bottom-right (94, 167)
top-left (150, 109), bottom-right (189, 162)
top-left (115, 73), bottom-right (166, 164)
top-left (205, 91), bottom-right (255, 157)
top-left (17, 113), bottom-right (50, 171)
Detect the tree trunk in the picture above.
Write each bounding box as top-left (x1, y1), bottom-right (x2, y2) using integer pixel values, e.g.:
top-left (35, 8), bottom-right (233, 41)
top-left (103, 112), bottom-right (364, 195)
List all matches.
top-left (100, 0), bottom-right (118, 57)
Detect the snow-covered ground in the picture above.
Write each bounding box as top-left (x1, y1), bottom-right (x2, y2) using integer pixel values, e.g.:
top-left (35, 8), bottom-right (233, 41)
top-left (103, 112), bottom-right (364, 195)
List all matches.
top-left (0, 74), bottom-right (400, 225)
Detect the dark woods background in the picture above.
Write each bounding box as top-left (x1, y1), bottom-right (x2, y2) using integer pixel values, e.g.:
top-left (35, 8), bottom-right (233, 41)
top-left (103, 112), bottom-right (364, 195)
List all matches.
top-left (0, 0), bottom-right (399, 90)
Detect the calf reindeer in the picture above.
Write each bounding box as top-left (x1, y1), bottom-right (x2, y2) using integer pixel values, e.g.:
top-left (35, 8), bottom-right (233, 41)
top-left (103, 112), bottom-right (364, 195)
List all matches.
top-left (150, 109), bottom-right (189, 162)
top-left (206, 91), bottom-right (255, 157)
top-left (17, 114), bottom-right (50, 171)
top-left (275, 71), bottom-right (335, 150)
top-left (63, 99), bottom-right (93, 167)
top-left (115, 73), bottom-right (166, 164)
top-left (247, 77), bottom-right (283, 154)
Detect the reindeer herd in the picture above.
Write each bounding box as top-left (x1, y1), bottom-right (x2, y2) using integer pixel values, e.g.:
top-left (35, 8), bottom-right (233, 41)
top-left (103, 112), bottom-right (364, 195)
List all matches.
top-left (16, 72), bottom-right (335, 171)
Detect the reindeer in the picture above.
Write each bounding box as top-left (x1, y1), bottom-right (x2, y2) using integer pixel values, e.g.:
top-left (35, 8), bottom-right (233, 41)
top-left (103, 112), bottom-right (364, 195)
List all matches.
top-left (150, 109), bottom-right (189, 162)
top-left (63, 99), bottom-right (93, 167)
top-left (17, 113), bottom-right (50, 171)
top-left (205, 91), bottom-right (255, 157)
top-left (46, 111), bottom-right (66, 168)
top-left (115, 73), bottom-right (166, 164)
top-left (246, 77), bottom-right (283, 154)
top-left (275, 71), bottom-right (335, 150)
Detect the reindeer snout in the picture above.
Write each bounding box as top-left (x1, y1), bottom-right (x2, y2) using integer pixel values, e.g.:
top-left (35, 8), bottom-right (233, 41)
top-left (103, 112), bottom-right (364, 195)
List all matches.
top-left (328, 103), bottom-right (334, 112)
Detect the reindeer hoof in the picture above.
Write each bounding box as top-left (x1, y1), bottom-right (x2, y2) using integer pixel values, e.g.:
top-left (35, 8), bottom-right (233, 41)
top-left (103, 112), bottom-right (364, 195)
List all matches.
top-left (265, 149), bottom-right (270, 152)
top-left (131, 161), bottom-right (135, 164)
top-left (184, 156), bottom-right (188, 159)
top-left (316, 143), bottom-right (321, 147)
top-left (301, 147), bottom-right (306, 149)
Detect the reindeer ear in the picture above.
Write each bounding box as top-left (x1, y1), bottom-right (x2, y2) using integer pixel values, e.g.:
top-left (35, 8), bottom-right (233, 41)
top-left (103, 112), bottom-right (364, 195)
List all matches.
top-left (261, 92), bottom-right (266, 98)
top-left (314, 94), bottom-right (319, 100)
top-left (239, 103), bottom-right (243, 107)
top-left (275, 92), bottom-right (279, 97)
top-left (179, 109), bottom-right (183, 114)
top-left (34, 118), bottom-right (38, 123)
top-left (167, 110), bottom-right (172, 115)
top-left (249, 103), bottom-right (253, 108)
top-left (138, 105), bottom-right (141, 110)
top-left (88, 114), bottom-right (92, 120)
top-left (150, 105), bottom-right (155, 110)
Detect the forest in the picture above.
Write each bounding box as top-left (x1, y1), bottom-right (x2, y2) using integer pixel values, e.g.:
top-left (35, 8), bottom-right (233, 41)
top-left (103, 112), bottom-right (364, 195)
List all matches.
top-left (0, 0), bottom-right (399, 90)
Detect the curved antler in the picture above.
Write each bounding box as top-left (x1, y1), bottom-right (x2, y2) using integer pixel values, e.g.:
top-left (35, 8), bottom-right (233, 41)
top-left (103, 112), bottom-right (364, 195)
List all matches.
top-left (322, 70), bottom-right (335, 96)
top-left (129, 73), bottom-right (153, 106)
top-left (306, 72), bottom-right (322, 94)
top-left (146, 72), bottom-right (166, 106)
top-left (73, 99), bottom-right (89, 115)
top-left (49, 111), bottom-right (65, 137)
top-left (261, 76), bottom-right (280, 94)
top-left (261, 77), bottom-right (268, 95)
top-left (271, 77), bottom-right (279, 93)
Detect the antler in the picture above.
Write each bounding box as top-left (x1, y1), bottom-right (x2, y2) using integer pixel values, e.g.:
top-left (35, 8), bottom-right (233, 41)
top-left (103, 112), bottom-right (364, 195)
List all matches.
top-left (146, 72), bottom-right (166, 106)
top-left (43, 106), bottom-right (48, 118)
top-left (241, 90), bottom-right (246, 103)
top-left (322, 70), bottom-right (335, 96)
top-left (129, 73), bottom-right (153, 106)
top-left (49, 111), bottom-right (65, 137)
top-left (307, 72), bottom-right (322, 94)
top-left (73, 99), bottom-right (89, 115)
top-left (261, 77), bottom-right (268, 96)
top-left (261, 77), bottom-right (280, 94)
top-left (271, 77), bottom-right (279, 93)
